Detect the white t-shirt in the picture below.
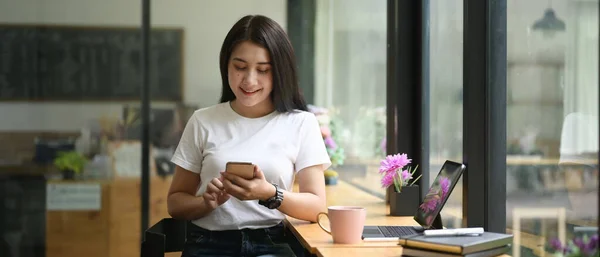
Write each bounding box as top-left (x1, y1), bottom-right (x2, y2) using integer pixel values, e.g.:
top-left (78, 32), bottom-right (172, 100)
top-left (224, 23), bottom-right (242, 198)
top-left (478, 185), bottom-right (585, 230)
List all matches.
top-left (171, 101), bottom-right (331, 230)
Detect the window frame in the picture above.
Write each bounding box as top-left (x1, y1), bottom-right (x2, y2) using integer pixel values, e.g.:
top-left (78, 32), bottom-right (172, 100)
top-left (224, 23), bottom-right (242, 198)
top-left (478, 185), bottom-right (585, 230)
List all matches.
top-left (387, 0), bottom-right (600, 235)
top-left (287, 0), bottom-right (317, 105)
top-left (461, 0), bottom-right (507, 232)
top-left (141, 0), bottom-right (151, 235)
top-left (387, 0), bottom-right (509, 232)
top-left (386, 0), bottom-right (431, 201)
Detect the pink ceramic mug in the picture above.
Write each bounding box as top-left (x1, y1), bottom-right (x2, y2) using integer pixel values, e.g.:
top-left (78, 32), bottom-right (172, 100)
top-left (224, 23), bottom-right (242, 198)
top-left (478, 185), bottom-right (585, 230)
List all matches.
top-left (316, 206), bottom-right (366, 244)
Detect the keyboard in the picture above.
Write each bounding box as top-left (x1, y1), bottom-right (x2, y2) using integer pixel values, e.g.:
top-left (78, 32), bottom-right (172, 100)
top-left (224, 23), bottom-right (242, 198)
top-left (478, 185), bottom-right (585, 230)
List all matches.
top-left (377, 226), bottom-right (421, 237)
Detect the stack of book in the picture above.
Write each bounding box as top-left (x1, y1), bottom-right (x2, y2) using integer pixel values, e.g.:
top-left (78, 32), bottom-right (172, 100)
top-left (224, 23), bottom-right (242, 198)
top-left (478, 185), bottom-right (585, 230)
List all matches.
top-left (398, 231), bottom-right (513, 257)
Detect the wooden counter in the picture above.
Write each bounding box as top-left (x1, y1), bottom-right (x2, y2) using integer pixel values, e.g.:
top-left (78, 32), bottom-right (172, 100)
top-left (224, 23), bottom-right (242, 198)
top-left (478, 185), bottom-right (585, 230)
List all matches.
top-left (46, 176), bottom-right (172, 257)
top-left (285, 180), bottom-right (510, 257)
top-left (348, 156), bottom-right (598, 167)
top-left (0, 163), bottom-right (60, 176)
top-left (316, 247), bottom-right (402, 257)
top-left (44, 176), bottom-right (511, 257)
top-left (285, 181), bottom-right (417, 253)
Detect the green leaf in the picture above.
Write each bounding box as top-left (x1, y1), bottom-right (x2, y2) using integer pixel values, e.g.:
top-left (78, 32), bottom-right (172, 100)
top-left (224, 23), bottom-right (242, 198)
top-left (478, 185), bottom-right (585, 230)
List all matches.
top-left (53, 151), bottom-right (87, 174)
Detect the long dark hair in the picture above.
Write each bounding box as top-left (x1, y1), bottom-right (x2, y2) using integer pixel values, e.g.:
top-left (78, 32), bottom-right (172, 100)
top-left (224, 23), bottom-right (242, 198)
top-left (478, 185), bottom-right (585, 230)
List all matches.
top-left (219, 15), bottom-right (307, 112)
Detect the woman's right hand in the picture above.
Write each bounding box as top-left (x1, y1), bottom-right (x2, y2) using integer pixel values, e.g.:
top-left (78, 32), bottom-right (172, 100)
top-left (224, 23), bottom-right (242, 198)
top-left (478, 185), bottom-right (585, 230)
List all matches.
top-left (202, 177), bottom-right (230, 210)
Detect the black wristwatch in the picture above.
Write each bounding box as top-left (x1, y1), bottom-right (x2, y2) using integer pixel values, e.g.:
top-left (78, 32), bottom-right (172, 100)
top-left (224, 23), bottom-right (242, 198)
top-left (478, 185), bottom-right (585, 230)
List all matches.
top-left (259, 183), bottom-right (284, 209)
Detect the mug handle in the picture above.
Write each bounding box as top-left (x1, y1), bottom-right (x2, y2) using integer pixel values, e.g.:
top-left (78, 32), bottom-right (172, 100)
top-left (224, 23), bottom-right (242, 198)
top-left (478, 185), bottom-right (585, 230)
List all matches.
top-left (316, 212), bottom-right (331, 235)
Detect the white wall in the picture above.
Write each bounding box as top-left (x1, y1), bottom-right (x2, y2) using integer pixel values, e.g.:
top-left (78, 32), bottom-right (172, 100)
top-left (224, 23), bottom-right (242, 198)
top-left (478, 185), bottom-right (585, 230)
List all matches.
top-left (0, 0), bottom-right (286, 131)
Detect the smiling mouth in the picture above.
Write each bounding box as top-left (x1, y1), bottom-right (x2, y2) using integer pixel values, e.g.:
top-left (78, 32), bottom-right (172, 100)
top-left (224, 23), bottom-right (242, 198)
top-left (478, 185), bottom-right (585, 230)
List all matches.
top-left (241, 88), bottom-right (261, 96)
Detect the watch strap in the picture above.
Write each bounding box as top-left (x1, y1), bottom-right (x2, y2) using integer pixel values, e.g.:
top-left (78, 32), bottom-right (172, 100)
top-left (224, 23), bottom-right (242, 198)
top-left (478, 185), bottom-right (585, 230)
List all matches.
top-left (259, 183), bottom-right (283, 209)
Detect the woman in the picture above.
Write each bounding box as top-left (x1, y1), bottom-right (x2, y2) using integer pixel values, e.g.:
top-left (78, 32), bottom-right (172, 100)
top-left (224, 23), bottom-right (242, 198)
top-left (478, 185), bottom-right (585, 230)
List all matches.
top-left (167, 14), bottom-right (331, 257)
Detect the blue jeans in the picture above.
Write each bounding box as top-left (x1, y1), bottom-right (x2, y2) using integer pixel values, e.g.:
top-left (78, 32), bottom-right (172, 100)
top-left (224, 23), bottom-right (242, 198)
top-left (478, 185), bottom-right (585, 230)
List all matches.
top-left (181, 222), bottom-right (298, 257)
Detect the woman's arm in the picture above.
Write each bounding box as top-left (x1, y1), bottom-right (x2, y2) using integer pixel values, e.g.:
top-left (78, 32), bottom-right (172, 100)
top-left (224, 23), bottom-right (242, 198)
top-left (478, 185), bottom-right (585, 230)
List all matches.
top-left (276, 165), bottom-right (327, 222)
top-left (167, 166), bottom-right (213, 220)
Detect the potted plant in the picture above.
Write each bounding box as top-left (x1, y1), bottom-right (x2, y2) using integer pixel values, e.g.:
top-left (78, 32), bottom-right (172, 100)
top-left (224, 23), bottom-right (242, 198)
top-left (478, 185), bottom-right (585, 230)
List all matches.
top-left (53, 151), bottom-right (88, 180)
top-left (324, 170), bottom-right (339, 185)
top-left (308, 105), bottom-right (346, 186)
top-left (546, 235), bottom-right (599, 257)
top-left (379, 153), bottom-right (421, 216)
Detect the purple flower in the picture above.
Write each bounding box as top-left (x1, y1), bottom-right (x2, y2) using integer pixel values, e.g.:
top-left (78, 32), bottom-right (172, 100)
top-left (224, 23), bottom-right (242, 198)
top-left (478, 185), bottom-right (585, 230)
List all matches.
top-left (440, 178), bottom-right (450, 198)
top-left (381, 171), bottom-right (396, 188)
top-left (419, 198), bottom-right (438, 212)
top-left (589, 234), bottom-right (599, 249)
top-left (547, 236), bottom-right (600, 256)
top-left (583, 235), bottom-right (599, 256)
top-left (574, 237), bottom-right (586, 250)
top-left (400, 169), bottom-right (413, 182)
top-left (379, 153), bottom-right (411, 174)
top-left (324, 136), bottom-right (337, 149)
top-left (583, 245), bottom-right (598, 257)
top-left (426, 215), bottom-right (434, 225)
top-left (591, 234), bottom-right (598, 243)
top-left (548, 238), bottom-right (563, 251)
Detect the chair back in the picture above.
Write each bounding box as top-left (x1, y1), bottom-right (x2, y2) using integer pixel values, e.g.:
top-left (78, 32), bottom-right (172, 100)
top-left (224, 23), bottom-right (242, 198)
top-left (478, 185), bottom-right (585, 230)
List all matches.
top-left (141, 218), bottom-right (187, 257)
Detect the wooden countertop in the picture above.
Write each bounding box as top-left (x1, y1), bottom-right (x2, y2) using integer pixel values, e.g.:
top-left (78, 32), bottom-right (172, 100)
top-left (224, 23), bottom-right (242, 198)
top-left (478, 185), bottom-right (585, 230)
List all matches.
top-left (285, 180), bottom-right (510, 257)
top-left (0, 162), bottom-right (60, 176)
top-left (285, 181), bottom-right (418, 254)
top-left (346, 156), bottom-right (598, 167)
top-left (316, 247), bottom-right (402, 257)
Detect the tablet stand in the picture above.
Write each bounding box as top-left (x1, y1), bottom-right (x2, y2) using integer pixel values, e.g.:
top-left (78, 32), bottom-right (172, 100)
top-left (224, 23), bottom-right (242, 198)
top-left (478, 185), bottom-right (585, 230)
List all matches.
top-left (430, 213), bottom-right (443, 230)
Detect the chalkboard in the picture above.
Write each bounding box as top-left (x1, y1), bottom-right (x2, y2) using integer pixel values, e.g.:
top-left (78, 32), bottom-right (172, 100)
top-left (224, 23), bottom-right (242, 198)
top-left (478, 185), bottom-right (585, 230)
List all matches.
top-left (0, 24), bottom-right (184, 101)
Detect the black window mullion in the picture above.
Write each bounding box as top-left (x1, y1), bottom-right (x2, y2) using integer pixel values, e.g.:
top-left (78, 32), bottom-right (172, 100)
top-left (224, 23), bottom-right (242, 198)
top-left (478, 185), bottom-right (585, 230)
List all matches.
top-left (140, 0), bottom-right (151, 239)
top-left (597, 0), bottom-right (600, 232)
top-left (462, 0), bottom-right (507, 232)
top-left (287, 0), bottom-right (316, 104)
top-left (386, 0), bottom-right (429, 200)
top-left (421, 0), bottom-right (431, 203)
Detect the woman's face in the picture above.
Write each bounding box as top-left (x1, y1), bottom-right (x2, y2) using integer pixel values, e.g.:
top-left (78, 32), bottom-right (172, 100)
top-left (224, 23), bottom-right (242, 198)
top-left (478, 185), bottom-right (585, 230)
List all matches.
top-left (228, 41), bottom-right (273, 109)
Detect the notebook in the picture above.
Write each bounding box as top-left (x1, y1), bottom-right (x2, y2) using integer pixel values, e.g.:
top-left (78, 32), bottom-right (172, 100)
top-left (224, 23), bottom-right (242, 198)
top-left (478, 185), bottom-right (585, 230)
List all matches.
top-left (398, 232), bottom-right (513, 255)
top-left (401, 245), bottom-right (510, 257)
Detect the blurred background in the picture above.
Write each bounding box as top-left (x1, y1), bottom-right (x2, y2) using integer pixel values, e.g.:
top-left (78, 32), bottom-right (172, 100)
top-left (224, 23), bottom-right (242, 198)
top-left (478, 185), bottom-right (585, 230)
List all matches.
top-left (0, 0), bottom-right (597, 257)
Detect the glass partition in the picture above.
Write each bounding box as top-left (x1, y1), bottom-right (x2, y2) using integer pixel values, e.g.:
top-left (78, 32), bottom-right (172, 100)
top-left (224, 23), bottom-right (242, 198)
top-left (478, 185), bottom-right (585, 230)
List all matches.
top-left (0, 1), bottom-right (143, 256)
top-left (0, 1), bottom-right (289, 256)
top-left (429, 0), bottom-right (464, 229)
top-left (313, 0), bottom-right (387, 197)
top-left (505, 0), bottom-right (598, 256)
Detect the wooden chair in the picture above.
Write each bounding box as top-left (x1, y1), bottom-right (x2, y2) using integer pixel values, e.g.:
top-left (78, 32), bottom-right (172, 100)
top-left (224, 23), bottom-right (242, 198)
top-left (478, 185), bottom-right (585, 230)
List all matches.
top-left (512, 207), bottom-right (567, 257)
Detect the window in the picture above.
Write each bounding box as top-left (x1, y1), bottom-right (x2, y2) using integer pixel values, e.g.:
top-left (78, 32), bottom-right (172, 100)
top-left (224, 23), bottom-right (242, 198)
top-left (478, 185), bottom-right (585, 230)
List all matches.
top-left (0, 1), bottom-right (143, 256)
top-left (429, 0), bottom-right (464, 229)
top-left (313, 0), bottom-right (387, 197)
top-left (506, 0), bottom-right (598, 256)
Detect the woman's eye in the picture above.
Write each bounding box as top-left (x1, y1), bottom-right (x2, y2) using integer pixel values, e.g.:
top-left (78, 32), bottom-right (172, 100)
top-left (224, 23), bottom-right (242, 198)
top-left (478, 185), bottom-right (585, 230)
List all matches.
top-left (258, 69), bottom-right (269, 74)
top-left (235, 66), bottom-right (246, 71)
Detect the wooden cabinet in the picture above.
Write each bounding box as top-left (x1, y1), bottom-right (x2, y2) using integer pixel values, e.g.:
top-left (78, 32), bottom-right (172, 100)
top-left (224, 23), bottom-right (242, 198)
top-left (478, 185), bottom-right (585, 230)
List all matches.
top-left (46, 176), bottom-right (172, 257)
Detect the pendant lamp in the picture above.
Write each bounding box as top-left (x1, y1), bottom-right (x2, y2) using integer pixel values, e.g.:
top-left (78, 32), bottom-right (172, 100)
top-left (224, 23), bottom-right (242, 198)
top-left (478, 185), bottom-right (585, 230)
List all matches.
top-left (532, 0), bottom-right (565, 31)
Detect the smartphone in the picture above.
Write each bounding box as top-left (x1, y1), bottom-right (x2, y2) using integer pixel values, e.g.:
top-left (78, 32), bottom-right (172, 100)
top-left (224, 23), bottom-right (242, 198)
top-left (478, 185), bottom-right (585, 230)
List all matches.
top-left (225, 162), bottom-right (255, 180)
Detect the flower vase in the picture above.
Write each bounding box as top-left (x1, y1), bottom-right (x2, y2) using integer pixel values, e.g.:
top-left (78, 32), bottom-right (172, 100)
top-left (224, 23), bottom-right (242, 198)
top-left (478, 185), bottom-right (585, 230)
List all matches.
top-left (62, 169), bottom-right (75, 180)
top-left (324, 176), bottom-right (338, 185)
top-left (388, 185), bottom-right (420, 216)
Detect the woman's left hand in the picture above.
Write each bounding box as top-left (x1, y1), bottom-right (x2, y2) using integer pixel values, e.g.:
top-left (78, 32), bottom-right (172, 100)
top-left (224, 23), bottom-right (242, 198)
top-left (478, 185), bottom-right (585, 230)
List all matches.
top-left (220, 165), bottom-right (276, 201)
